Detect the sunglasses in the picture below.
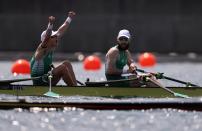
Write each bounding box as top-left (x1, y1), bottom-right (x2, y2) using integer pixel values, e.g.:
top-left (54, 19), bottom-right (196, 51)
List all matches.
top-left (119, 37), bottom-right (128, 41)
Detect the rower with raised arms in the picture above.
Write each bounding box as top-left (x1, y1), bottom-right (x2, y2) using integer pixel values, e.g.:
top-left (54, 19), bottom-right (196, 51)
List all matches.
top-left (30, 11), bottom-right (77, 86)
top-left (105, 29), bottom-right (161, 87)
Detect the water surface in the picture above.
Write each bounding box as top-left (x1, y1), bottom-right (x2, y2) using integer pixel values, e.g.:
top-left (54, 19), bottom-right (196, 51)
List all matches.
top-left (0, 61), bottom-right (202, 131)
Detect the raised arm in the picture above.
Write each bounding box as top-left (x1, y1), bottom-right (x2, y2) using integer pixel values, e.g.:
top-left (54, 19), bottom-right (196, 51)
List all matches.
top-left (56, 11), bottom-right (76, 38)
top-left (40, 16), bottom-right (55, 48)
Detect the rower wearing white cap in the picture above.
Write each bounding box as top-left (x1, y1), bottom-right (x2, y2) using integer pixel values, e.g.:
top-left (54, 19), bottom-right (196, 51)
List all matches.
top-left (105, 29), bottom-right (160, 87)
top-left (30, 11), bottom-right (77, 86)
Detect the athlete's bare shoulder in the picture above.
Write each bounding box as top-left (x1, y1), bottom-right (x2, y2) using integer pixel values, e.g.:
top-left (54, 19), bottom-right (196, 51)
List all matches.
top-left (126, 50), bottom-right (131, 55)
top-left (106, 46), bottom-right (119, 56)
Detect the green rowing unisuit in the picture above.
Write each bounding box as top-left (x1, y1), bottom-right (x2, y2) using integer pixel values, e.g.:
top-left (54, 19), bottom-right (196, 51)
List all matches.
top-left (30, 52), bottom-right (53, 85)
top-left (105, 46), bottom-right (129, 86)
top-left (116, 49), bottom-right (127, 70)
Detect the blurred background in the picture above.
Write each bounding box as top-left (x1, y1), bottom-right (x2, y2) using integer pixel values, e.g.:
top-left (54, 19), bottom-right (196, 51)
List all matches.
top-left (0, 0), bottom-right (202, 61)
top-left (1, 2), bottom-right (202, 130)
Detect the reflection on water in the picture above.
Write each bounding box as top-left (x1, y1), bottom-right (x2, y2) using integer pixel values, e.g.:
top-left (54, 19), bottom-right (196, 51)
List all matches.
top-left (0, 106), bottom-right (202, 131)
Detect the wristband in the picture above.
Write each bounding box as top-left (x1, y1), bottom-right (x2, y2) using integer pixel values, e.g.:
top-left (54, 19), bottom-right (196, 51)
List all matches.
top-left (65, 17), bottom-right (72, 24)
top-left (47, 23), bottom-right (53, 30)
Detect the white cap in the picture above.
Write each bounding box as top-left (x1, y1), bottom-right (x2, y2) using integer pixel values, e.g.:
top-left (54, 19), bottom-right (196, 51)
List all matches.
top-left (117, 29), bottom-right (131, 39)
top-left (41, 31), bottom-right (58, 42)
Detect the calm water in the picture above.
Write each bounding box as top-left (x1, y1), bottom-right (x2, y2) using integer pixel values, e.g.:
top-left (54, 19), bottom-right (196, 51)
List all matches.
top-left (1, 61), bottom-right (202, 86)
top-left (0, 61), bottom-right (202, 131)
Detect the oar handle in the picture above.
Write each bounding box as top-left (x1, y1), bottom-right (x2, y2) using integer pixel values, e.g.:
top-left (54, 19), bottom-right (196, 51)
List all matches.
top-left (136, 69), bottom-right (162, 78)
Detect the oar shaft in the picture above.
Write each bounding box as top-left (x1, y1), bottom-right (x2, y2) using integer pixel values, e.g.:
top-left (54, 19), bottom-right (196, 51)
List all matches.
top-left (0, 75), bottom-right (45, 85)
top-left (136, 69), bottom-right (199, 87)
top-left (77, 80), bottom-right (84, 86)
top-left (163, 76), bottom-right (198, 87)
top-left (85, 77), bottom-right (138, 86)
top-left (146, 77), bottom-right (174, 94)
top-left (147, 77), bottom-right (189, 98)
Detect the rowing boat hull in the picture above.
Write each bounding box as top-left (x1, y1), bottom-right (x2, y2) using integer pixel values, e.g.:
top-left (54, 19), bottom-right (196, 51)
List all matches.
top-left (1, 86), bottom-right (202, 111)
top-left (0, 86), bottom-right (202, 98)
top-left (1, 99), bottom-right (202, 111)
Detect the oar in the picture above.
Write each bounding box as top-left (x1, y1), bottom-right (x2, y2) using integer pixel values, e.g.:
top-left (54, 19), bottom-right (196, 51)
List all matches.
top-left (136, 69), bottom-right (199, 87)
top-left (77, 80), bottom-right (85, 86)
top-left (0, 76), bottom-right (84, 86)
top-left (125, 72), bottom-right (190, 98)
top-left (145, 77), bottom-right (190, 98)
top-left (85, 77), bottom-right (139, 86)
top-left (0, 75), bottom-right (47, 86)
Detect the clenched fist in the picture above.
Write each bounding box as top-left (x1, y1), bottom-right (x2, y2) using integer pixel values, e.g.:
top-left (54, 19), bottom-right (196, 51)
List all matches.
top-left (68, 11), bottom-right (76, 18)
top-left (48, 16), bottom-right (55, 24)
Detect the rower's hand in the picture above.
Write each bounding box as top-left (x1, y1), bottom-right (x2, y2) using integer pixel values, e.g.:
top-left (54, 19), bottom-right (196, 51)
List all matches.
top-left (139, 73), bottom-right (156, 81)
top-left (48, 16), bottom-right (55, 25)
top-left (139, 74), bottom-right (149, 82)
top-left (68, 11), bottom-right (76, 19)
top-left (129, 63), bottom-right (137, 74)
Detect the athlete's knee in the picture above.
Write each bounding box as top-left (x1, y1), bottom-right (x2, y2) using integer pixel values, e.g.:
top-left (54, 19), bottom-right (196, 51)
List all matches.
top-left (62, 60), bottom-right (72, 68)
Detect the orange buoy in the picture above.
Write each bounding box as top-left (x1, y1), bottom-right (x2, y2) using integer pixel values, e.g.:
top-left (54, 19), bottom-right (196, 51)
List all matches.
top-left (138, 52), bottom-right (156, 67)
top-left (83, 55), bottom-right (102, 70)
top-left (11, 59), bottom-right (30, 75)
